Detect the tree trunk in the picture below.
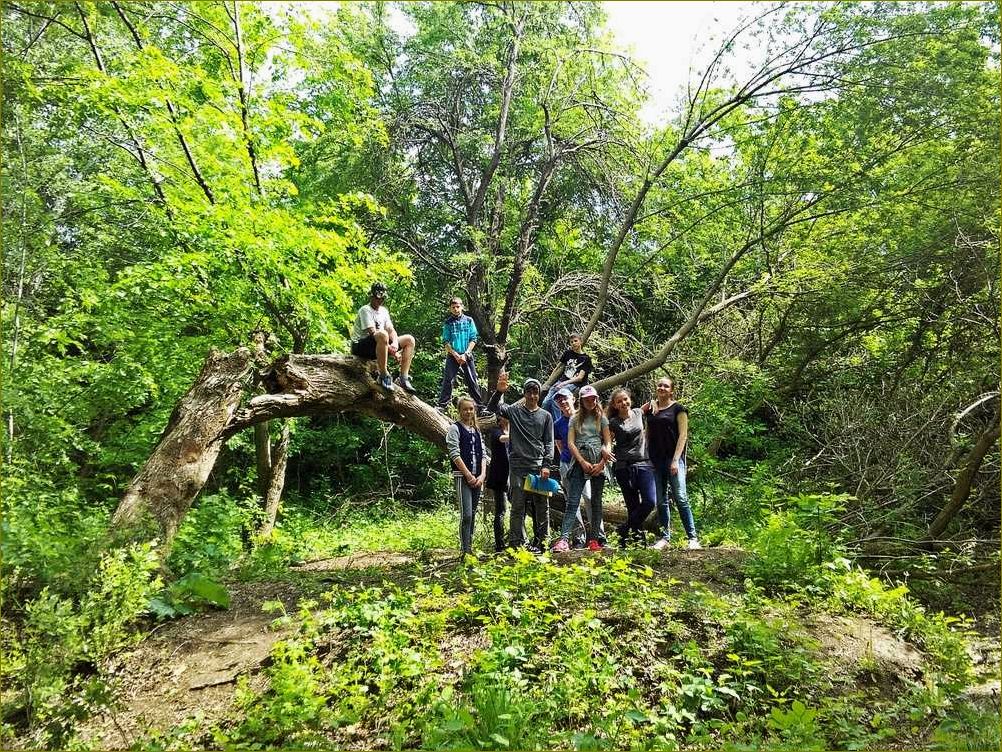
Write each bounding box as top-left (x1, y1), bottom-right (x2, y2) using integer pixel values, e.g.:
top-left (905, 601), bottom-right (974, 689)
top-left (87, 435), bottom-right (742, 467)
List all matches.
top-left (259, 420), bottom-right (291, 537)
top-left (925, 408), bottom-right (1001, 540)
top-left (253, 423), bottom-right (272, 496)
top-left (111, 348), bottom-right (253, 543)
top-left (112, 350), bottom-right (452, 548)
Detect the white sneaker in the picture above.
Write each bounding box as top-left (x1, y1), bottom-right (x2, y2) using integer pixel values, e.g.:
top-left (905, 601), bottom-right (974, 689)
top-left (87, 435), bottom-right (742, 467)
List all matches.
top-left (687, 538), bottom-right (702, 550)
top-left (651, 537), bottom-right (670, 550)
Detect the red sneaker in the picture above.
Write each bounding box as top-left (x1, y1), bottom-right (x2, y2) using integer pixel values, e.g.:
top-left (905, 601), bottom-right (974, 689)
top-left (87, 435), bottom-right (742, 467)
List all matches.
top-left (587, 539), bottom-right (602, 552)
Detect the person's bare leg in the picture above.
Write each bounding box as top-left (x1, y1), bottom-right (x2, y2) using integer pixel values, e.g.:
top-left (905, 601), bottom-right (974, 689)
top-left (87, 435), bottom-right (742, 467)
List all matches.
top-left (374, 330), bottom-right (389, 375)
top-left (398, 334), bottom-right (416, 376)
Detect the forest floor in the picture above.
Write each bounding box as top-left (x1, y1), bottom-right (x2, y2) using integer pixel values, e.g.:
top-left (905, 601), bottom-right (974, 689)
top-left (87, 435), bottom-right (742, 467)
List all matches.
top-left (77, 544), bottom-right (1001, 750)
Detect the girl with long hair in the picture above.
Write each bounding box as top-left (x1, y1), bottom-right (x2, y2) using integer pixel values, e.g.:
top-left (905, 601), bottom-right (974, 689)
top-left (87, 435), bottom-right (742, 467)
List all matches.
top-left (446, 396), bottom-right (490, 556)
top-left (552, 385), bottom-right (613, 552)
top-left (608, 388), bottom-right (658, 547)
top-left (643, 377), bottom-right (700, 549)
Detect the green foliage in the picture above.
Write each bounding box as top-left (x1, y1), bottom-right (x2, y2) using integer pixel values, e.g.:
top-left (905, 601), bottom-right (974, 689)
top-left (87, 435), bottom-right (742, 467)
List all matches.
top-left (147, 573), bottom-right (231, 620)
top-left (194, 550), bottom-right (976, 750)
top-left (167, 492), bottom-right (257, 577)
top-left (829, 566), bottom-right (976, 688)
top-left (1, 543), bottom-right (161, 748)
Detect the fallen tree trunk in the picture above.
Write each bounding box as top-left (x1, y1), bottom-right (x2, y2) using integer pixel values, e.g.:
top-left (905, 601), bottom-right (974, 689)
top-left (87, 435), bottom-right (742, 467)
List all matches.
top-left (112, 349), bottom-right (452, 549)
top-left (111, 347), bottom-right (651, 550)
top-left (112, 348), bottom-right (254, 543)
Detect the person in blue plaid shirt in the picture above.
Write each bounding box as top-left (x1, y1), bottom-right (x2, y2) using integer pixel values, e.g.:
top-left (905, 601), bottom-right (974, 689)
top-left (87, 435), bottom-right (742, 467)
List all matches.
top-left (437, 297), bottom-right (486, 413)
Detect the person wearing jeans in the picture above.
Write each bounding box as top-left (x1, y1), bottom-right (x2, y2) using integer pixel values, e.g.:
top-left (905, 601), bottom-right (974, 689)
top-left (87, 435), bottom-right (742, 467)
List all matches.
top-left (446, 396), bottom-right (490, 557)
top-left (552, 388), bottom-right (590, 547)
top-left (553, 385), bottom-right (612, 552)
top-left (437, 297), bottom-right (485, 413)
top-left (643, 376), bottom-right (700, 550)
top-left (607, 388), bottom-right (658, 547)
top-left (541, 334), bottom-right (593, 423)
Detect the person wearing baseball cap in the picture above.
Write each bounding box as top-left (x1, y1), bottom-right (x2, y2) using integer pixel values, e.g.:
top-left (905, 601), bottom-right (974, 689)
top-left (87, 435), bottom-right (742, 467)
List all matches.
top-left (349, 282), bottom-right (418, 393)
top-left (552, 388), bottom-right (591, 548)
top-left (552, 384), bottom-right (613, 552)
top-left (485, 371), bottom-right (554, 551)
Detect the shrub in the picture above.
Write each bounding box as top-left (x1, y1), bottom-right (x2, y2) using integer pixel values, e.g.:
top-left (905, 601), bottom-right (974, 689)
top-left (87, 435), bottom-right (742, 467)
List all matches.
top-left (1, 543), bottom-right (161, 748)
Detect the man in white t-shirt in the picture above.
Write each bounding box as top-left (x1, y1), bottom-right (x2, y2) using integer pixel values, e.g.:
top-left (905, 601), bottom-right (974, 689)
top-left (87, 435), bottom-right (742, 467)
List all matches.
top-left (350, 282), bottom-right (417, 393)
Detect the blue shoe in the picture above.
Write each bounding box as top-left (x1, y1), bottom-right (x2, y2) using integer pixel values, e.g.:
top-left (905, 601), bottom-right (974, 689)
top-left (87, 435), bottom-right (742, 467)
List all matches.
top-left (379, 373), bottom-right (394, 390)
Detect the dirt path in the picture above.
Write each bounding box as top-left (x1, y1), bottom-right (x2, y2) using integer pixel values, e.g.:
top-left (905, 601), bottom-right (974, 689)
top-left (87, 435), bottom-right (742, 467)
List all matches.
top-left (79, 580), bottom-right (306, 748)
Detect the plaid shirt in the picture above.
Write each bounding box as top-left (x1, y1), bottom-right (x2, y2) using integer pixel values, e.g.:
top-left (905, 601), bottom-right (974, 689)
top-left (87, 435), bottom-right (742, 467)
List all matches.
top-left (441, 314), bottom-right (478, 354)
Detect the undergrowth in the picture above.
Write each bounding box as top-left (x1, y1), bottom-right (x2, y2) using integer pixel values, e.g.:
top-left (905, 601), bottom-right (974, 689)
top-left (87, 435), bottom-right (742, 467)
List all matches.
top-left (173, 551), bottom-right (978, 751)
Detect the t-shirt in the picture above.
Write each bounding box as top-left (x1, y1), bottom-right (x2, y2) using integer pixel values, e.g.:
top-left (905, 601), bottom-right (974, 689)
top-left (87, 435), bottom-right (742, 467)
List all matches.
top-left (351, 304), bottom-right (392, 343)
top-left (553, 414), bottom-right (572, 463)
top-left (559, 350), bottom-right (593, 384)
top-left (646, 402), bottom-right (688, 466)
top-left (571, 412), bottom-right (608, 463)
top-left (485, 426), bottom-right (510, 491)
top-left (608, 407), bottom-right (652, 469)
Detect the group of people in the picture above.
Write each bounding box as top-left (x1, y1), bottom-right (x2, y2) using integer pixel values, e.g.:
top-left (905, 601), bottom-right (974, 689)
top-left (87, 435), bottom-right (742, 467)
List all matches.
top-left (349, 282), bottom-right (700, 556)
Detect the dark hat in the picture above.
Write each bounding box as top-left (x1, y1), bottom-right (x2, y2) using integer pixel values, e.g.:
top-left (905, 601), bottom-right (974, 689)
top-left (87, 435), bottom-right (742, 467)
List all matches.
top-left (369, 282), bottom-right (388, 299)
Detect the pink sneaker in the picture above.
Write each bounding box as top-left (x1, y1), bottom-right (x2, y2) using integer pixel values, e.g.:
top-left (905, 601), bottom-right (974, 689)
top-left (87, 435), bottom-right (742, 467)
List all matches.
top-left (552, 538), bottom-right (570, 553)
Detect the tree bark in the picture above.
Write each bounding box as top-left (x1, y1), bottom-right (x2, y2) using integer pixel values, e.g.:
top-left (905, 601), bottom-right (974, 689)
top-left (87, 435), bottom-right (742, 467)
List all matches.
top-left (253, 423), bottom-right (272, 496)
top-left (925, 407), bottom-right (1001, 540)
top-left (112, 350), bottom-right (452, 548)
top-left (111, 348), bottom-right (253, 543)
top-left (259, 420), bottom-right (291, 537)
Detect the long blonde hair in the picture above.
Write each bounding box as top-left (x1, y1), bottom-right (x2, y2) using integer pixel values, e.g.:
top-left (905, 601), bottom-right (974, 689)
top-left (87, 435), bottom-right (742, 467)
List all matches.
top-left (572, 393), bottom-right (604, 433)
top-left (456, 395), bottom-right (479, 430)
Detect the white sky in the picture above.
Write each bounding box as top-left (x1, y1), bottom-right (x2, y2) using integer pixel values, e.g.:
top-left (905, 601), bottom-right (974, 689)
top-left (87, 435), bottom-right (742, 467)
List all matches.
top-left (602, 1), bottom-right (765, 124)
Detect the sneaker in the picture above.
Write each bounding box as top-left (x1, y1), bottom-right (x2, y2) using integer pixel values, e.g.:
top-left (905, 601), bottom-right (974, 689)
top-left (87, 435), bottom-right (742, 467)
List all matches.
top-left (379, 373), bottom-right (394, 390)
top-left (477, 407), bottom-right (495, 419)
top-left (552, 538), bottom-right (570, 553)
top-left (586, 539), bottom-right (602, 552)
top-left (651, 537), bottom-right (670, 551)
top-left (687, 538), bottom-right (702, 550)
top-left (397, 375), bottom-right (417, 394)
top-left (436, 406), bottom-right (448, 415)
top-left (572, 537), bottom-right (587, 550)
top-left (525, 541), bottom-right (544, 554)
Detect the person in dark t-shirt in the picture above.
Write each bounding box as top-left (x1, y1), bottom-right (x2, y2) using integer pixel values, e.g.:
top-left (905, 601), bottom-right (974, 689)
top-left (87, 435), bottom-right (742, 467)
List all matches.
top-left (541, 333), bottom-right (594, 423)
top-left (642, 376), bottom-right (701, 549)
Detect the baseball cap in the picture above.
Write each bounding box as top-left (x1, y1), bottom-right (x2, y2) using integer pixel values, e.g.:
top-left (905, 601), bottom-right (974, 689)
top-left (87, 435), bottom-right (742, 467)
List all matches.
top-left (522, 378), bottom-right (542, 391)
top-left (579, 385), bottom-right (598, 399)
top-left (369, 282), bottom-right (388, 299)
top-left (554, 387), bottom-right (574, 401)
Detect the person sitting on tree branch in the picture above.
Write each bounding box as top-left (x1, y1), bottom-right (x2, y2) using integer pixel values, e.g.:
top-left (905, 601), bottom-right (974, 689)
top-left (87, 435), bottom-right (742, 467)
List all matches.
top-left (541, 333), bottom-right (594, 423)
top-left (350, 281), bottom-right (417, 393)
